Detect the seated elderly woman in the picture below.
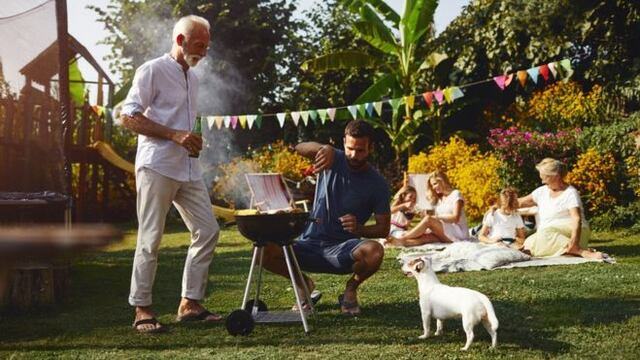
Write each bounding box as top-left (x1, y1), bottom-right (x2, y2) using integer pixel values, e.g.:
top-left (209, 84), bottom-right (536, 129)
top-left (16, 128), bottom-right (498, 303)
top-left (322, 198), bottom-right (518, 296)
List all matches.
top-left (518, 158), bottom-right (605, 259)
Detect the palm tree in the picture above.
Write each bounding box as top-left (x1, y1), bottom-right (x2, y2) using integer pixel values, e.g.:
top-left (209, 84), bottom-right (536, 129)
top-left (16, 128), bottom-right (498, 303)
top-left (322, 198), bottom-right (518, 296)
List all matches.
top-left (301, 0), bottom-right (445, 160)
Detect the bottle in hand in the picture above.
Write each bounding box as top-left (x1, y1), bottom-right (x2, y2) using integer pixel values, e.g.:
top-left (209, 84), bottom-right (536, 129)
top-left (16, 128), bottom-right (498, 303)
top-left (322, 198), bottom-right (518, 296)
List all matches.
top-left (189, 117), bottom-right (202, 158)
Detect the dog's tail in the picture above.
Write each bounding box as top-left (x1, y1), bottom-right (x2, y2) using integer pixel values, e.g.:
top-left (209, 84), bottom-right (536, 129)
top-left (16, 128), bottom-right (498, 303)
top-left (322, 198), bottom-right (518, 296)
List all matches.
top-left (480, 295), bottom-right (499, 331)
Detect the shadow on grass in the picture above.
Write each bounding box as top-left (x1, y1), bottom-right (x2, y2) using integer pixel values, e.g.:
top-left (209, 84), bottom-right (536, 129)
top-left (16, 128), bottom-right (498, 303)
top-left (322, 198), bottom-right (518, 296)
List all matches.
top-left (595, 244), bottom-right (640, 257)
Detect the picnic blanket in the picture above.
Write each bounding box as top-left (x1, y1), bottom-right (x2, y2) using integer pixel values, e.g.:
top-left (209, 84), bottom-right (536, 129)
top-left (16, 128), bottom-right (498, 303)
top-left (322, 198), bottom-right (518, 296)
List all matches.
top-left (396, 241), bottom-right (615, 273)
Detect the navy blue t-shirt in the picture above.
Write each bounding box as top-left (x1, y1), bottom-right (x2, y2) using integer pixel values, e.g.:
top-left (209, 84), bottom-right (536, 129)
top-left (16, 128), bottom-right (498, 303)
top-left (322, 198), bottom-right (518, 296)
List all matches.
top-left (301, 149), bottom-right (390, 243)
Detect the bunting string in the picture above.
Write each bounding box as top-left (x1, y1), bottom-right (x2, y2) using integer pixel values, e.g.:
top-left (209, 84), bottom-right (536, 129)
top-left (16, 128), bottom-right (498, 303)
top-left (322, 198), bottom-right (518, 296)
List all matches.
top-left (97, 58), bottom-right (577, 131)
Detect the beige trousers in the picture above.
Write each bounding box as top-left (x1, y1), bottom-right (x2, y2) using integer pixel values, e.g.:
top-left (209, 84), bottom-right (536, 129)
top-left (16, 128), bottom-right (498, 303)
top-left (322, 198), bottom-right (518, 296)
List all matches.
top-left (129, 168), bottom-right (220, 306)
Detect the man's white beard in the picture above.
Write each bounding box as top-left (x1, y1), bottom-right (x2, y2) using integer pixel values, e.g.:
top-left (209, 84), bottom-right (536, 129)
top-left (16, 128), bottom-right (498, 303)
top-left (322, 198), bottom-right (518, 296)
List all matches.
top-left (182, 45), bottom-right (203, 67)
top-left (184, 53), bottom-right (203, 67)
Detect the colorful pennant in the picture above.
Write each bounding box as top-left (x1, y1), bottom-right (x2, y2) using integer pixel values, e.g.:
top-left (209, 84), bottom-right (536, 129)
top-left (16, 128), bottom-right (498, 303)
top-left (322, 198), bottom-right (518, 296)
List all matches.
top-left (276, 112), bottom-right (286, 127)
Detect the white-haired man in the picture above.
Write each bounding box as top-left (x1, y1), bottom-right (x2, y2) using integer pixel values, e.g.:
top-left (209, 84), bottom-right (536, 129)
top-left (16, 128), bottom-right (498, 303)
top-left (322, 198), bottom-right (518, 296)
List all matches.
top-left (121, 15), bottom-right (222, 333)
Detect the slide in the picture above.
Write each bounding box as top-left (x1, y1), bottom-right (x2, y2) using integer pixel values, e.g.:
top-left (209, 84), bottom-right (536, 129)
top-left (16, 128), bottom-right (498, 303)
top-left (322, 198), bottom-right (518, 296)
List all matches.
top-left (90, 141), bottom-right (245, 224)
top-left (91, 141), bottom-right (135, 174)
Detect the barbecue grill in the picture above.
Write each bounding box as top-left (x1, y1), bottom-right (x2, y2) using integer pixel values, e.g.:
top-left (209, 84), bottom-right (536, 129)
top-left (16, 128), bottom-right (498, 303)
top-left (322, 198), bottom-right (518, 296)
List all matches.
top-left (225, 211), bottom-right (315, 336)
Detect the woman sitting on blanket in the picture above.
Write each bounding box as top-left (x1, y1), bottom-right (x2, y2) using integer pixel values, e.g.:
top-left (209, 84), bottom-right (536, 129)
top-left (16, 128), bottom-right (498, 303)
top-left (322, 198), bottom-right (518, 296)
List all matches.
top-left (389, 185), bottom-right (418, 238)
top-left (478, 187), bottom-right (526, 249)
top-left (518, 158), bottom-right (605, 259)
top-left (386, 170), bottom-right (469, 247)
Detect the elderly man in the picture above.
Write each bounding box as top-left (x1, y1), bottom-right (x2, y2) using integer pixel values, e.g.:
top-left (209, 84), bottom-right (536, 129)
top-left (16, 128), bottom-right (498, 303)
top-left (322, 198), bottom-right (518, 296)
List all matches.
top-left (263, 120), bottom-right (391, 316)
top-left (121, 15), bottom-right (221, 333)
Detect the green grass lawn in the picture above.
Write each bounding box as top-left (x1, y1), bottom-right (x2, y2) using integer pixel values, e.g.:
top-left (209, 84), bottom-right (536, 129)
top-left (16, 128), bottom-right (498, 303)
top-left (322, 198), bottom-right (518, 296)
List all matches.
top-left (1, 222), bottom-right (639, 359)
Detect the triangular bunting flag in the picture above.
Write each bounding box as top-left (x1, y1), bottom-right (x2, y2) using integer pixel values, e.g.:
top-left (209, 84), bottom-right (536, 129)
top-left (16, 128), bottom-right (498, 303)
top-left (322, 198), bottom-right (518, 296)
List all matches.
top-left (373, 101), bottom-right (383, 116)
top-left (451, 87), bottom-right (464, 101)
top-left (317, 109), bottom-right (328, 124)
top-left (357, 104), bottom-right (367, 118)
top-left (389, 98), bottom-right (402, 111)
top-left (434, 90), bottom-right (444, 105)
top-left (300, 111), bottom-right (310, 126)
top-left (214, 116), bottom-right (224, 129)
top-left (255, 114), bottom-right (263, 129)
top-left (443, 88), bottom-right (454, 103)
top-left (548, 62), bottom-right (558, 78)
top-left (246, 115), bottom-right (256, 130)
top-left (422, 92), bottom-right (433, 108)
top-left (291, 111), bottom-right (300, 126)
top-left (517, 70), bottom-right (528, 87)
top-left (206, 116), bottom-right (216, 130)
top-left (493, 75), bottom-right (507, 90)
top-left (404, 96), bottom-right (415, 109)
top-left (238, 115), bottom-right (247, 129)
top-left (230, 115), bottom-right (238, 129)
top-left (365, 103), bottom-right (374, 117)
top-left (527, 67), bottom-right (540, 84)
top-left (276, 112), bottom-right (286, 128)
top-left (92, 105), bottom-right (104, 117)
top-left (223, 115), bottom-right (231, 128)
top-left (347, 105), bottom-right (358, 119)
top-left (560, 59), bottom-right (573, 80)
top-left (327, 108), bottom-right (337, 121)
top-left (539, 64), bottom-right (550, 81)
top-left (504, 73), bottom-right (514, 87)
top-left (309, 110), bottom-right (319, 123)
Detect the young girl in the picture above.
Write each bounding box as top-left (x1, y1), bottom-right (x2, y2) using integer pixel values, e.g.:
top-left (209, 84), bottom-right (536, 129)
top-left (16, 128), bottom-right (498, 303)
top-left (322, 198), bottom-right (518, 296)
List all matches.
top-left (478, 187), bottom-right (526, 249)
top-left (389, 185), bottom-right (418, 238)
top-left (387, 170), bottom-right (469, 247)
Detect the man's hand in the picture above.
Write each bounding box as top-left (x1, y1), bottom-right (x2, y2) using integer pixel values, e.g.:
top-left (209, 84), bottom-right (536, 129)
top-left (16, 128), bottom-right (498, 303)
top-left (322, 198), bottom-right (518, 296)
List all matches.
top-left (171, 130), bottom-right (202, 154)
top-left (339, 214), bottom-right (360, 235)
top-left (313, 145), bottom-right (335, 173)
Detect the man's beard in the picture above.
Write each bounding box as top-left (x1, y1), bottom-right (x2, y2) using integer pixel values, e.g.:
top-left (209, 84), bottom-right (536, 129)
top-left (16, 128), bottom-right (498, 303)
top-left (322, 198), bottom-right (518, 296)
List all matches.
top-left (183, 47), bottom-right (203, 67)
top-left (347, 157), bottom-right (367, 170)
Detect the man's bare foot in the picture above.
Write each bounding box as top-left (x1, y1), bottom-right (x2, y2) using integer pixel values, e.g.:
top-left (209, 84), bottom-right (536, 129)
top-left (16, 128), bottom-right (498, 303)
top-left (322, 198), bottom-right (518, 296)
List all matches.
top-left (133, 306), bottom-right (164, 333)
top-left (176, 298), bottom-right (223, 322)
top-left (339, 288), bottom-right (360, 316)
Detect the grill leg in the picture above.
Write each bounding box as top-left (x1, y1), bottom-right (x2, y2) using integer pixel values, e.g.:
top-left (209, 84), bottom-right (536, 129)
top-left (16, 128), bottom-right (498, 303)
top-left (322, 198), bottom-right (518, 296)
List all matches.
top-left (241, 246), bottom-right (259, 309)
top-left (288, 244), bottom-right (313, 312)
top-left (282, 245), bottom-right (310, 334)
top-left (252, 247), bottom-right (265, 315)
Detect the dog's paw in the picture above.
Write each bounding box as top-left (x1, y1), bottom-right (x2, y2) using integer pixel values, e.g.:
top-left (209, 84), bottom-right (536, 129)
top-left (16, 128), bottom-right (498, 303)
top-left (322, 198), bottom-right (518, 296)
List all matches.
top-left (434, 330), bottom-right (443, 336)
top-left (418, 333), bottom-right (430, 340)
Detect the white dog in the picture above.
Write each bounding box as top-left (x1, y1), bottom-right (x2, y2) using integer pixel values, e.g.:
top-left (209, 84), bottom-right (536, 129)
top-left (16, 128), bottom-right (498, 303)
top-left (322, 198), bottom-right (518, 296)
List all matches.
top-left (401, 256), bottom-right (499, 350)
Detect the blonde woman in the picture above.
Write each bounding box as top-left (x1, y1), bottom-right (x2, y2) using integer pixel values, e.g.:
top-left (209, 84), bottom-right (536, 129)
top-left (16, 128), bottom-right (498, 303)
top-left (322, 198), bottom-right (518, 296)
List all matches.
top-left (387, 171), bottom-right (469, 247)
top-left (518, 158), bottom-right (605, 259)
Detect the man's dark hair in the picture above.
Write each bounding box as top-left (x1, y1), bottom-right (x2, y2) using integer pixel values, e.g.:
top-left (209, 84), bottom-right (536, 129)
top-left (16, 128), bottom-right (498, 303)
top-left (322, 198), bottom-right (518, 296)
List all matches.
top-left (344, 120), bottom-right (374, 141)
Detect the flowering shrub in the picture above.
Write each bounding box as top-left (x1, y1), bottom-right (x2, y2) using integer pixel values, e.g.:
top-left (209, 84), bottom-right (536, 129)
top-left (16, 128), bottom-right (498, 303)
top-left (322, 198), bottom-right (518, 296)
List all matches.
top-left (526, 81), bottom-right (605, 129)
top-left (488, 127), bottom-right (580, 192)
top-left (408, 136), bottom-right (503, 220)
top-left (212, 141), bottom-right (313, 208)
top-left (625, 154), bottom-right (640, 198)
top-left (482, 81), bottom-right (606, 131)
top-left (566, 148), bottom-right (617, 214)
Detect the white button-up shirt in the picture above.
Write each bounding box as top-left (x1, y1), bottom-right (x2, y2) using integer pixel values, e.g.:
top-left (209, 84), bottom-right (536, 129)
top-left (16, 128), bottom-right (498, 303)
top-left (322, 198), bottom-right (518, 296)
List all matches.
top-left (122, 54), bottom-right (202, 182)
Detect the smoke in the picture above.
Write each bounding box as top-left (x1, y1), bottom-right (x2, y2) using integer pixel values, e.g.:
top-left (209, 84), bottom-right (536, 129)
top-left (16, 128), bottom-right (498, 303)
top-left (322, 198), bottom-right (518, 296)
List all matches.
top-left (194, 53), bottom-right (251, 194)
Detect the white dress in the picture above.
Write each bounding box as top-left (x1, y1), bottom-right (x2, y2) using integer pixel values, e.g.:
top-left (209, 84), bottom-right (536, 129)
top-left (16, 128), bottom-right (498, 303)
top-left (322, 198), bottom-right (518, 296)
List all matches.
top-left (523, 185), bottom-right (590, 257)
top-left (483, 209), bottom-right (525, 240)
top-left (435, 190), bottom-right (469, 242)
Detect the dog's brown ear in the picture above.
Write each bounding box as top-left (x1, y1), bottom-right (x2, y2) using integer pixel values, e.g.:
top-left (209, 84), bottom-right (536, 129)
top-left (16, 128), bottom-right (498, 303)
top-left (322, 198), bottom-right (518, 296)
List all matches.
top-left (414, 259), bottom-right (425, 272)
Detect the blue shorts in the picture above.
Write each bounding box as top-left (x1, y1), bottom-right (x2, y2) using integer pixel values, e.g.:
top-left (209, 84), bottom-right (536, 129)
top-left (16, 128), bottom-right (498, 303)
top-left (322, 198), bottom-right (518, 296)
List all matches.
top-left (292, 238), bottom-right (365, 274)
